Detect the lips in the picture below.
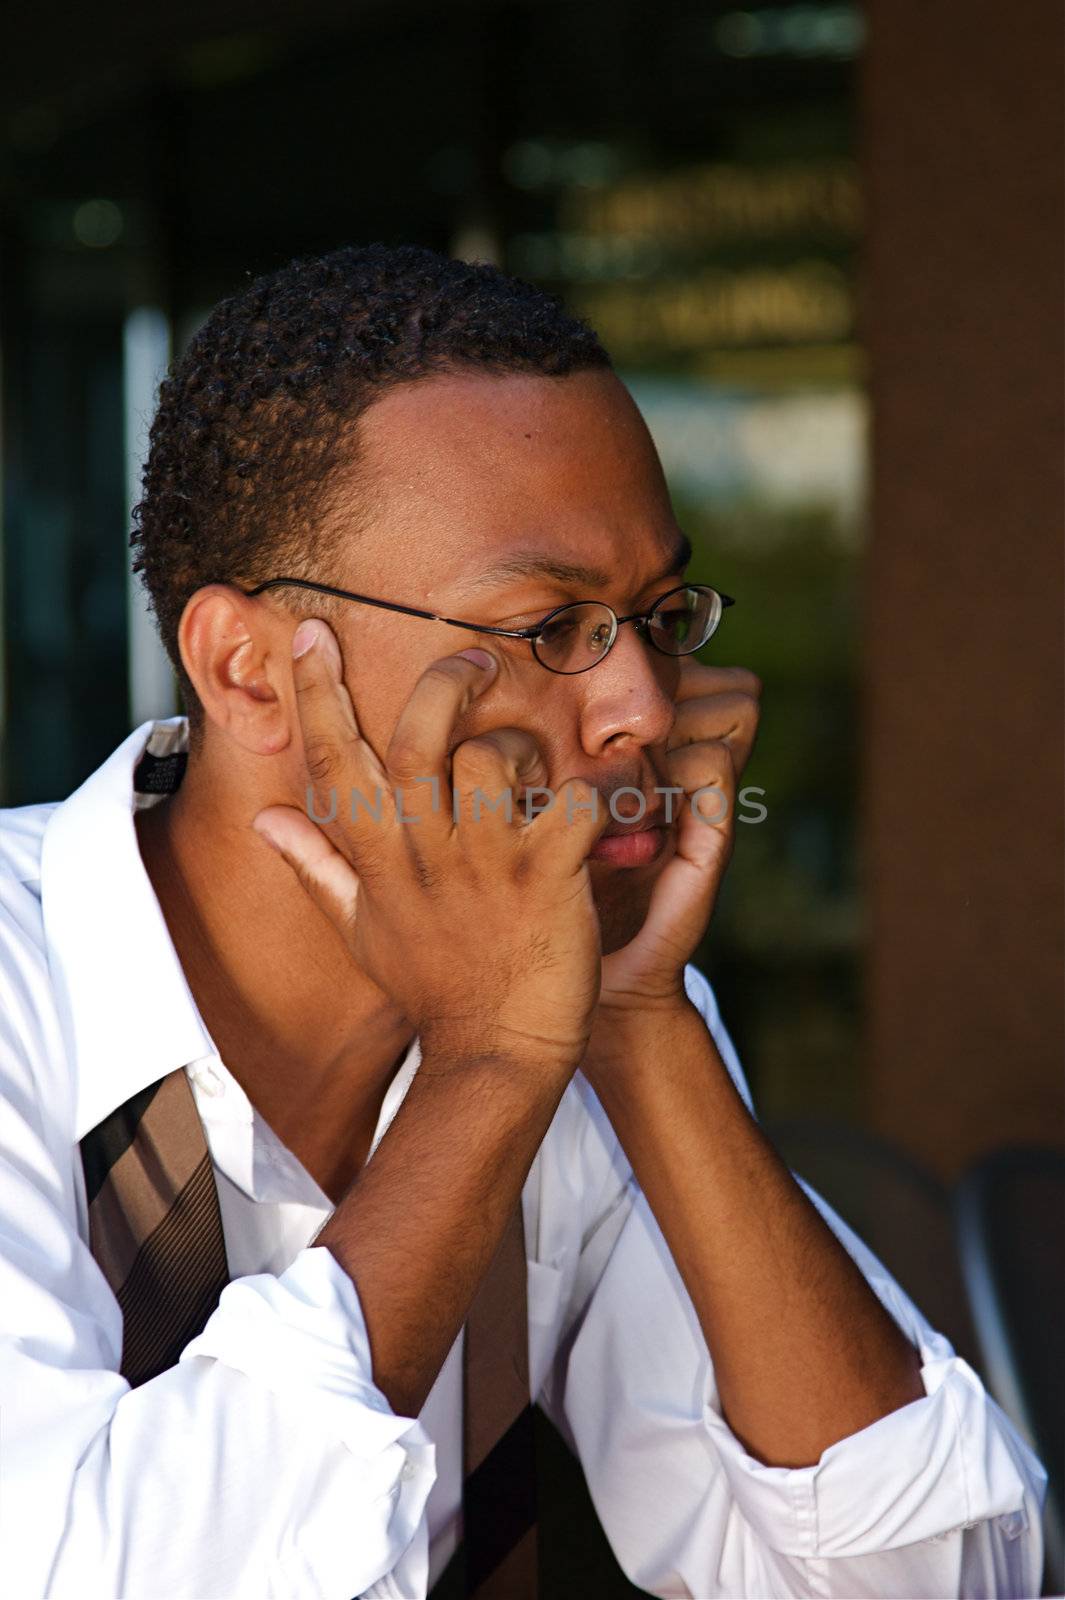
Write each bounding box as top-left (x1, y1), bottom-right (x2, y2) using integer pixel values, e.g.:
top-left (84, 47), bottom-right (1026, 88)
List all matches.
top-left (599, 804), bottom-right (668, 837)
top-left (589, 803), bottom-right (670, 867)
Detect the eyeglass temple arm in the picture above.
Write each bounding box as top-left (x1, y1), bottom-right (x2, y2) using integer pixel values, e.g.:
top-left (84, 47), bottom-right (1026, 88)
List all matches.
top-left (240, 577), bottom-right (539, 639)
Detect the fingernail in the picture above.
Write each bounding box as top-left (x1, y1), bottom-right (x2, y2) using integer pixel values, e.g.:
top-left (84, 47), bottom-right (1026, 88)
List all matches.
top-left (292, 620), bottom-right (320, 659)
top-left (456, 648), bottom-right (496, 676)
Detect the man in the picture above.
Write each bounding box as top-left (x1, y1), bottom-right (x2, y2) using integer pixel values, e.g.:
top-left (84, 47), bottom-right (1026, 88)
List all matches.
top-left (0, 244), bottom-right (1045, 1599)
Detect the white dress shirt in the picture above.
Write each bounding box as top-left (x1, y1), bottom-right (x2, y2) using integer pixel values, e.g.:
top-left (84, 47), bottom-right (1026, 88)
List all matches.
top-left (0, 716), bottom-right (1046, 1600)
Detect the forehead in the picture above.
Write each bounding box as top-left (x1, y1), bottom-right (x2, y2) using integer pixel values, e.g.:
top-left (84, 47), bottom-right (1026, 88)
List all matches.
top-left (342, 368), bottom-right (680, 596)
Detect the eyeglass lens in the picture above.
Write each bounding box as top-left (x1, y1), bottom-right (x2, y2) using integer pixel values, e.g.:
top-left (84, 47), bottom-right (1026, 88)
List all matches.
top-left (532, 587), bottom-right (723, 674)
top-left (534, 605), bottom-right (617, 673)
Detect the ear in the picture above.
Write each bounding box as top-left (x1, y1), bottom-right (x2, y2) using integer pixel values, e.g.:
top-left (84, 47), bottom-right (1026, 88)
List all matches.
top-left (177, 584), bottom-right (294, 756)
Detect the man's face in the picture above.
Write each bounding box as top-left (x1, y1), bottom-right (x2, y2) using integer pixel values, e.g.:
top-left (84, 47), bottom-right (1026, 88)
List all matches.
top-left (316, 367), bottom-right (689, 953)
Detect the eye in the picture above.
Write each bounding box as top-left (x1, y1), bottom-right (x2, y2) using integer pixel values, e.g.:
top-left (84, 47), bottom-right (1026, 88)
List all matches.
top-left (538, 612), bottom-right (580, 644)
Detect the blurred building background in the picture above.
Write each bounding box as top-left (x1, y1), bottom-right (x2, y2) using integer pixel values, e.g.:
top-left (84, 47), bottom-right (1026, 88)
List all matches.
top-left (0, 0), bottom-right (877, 1115)
top-left (2, 0), bottom-right (1063, 1589)
top-left (2, 0), bottom-right (1061, 1160)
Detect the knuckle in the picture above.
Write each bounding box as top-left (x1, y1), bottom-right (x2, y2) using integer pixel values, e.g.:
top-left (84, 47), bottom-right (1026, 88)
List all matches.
top-left (386, 739), bottom-right (426, 783)
top-left (294, 675), bottom-right (326, 701)
top-left (674, 743), bottom-right (726, 784)
top-left (352, 841), bottom-right (385, 884)
top-left (511, 742), bottom-right (547, 786)
top-left (700, 737), bottom-right (732, 770)
top-left (304, 737), bottom-right (341, 785)
top-left (402, 837), bottom-right (439, 894)
top-left (558, 792), bottom-right (589, 826)
top-left (412, 855), bottom-right (438, 893)
top-left (454, 735), bottom-right (506, 782)
top-left (522, 928), bottom-right (555, 975)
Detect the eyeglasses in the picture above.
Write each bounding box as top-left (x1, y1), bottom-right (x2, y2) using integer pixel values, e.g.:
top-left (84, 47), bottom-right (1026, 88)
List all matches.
top-left (240, 576), bottom-right (735, 675)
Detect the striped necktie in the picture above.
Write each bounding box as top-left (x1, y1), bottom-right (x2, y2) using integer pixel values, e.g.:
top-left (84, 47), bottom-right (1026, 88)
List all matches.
top-left (79, 1069), bottom-right (228, 1387)
top-left (79, 1065), bottom-right (540, 1596)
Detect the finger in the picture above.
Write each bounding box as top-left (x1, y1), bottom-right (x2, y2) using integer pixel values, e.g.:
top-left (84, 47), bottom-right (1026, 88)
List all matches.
top-left (626, 842), bottom-right (725, 973)
top-left (290, 618), bottom-right (389, 844)
top-left (666, 739), bottom-right (737, 799)
top-left (668, 690), bottom-right (760, 776)
top-left (451, 727), bottom-right (549, 832)
top-left (666, 741), bottom-right (736, 870)
top-left (672, 661), bottom-right (762, 705)
top-left (384, 649), bottom-right (499, 832)
top-left (528, 774), bottom-right (611, 874)
top-left (252, 804), bottom-right (362, 935)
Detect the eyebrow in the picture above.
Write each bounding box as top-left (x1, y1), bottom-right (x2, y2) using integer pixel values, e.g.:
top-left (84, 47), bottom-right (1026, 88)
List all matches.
top-left (466, 530), bottom-right (693, 595)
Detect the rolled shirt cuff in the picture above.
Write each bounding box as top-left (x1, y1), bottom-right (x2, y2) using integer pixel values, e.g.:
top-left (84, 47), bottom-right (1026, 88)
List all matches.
top-left (701, 1349), bottom-right (1044, 1560)
top-left (181, 1243), bottom-right (438, 1472)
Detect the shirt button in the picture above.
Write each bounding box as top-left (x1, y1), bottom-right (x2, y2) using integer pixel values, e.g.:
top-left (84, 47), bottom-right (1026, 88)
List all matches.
top-left (401, 1458), bottom-right (417, 1482)
top-left (191, 1060), bottom-right (225, 1098)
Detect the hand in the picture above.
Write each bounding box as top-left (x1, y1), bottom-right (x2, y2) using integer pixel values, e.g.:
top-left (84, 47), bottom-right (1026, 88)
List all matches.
top-left (596, 662), bottom-right (762, 1015)
top-left (252, 620), bottom-right (608, 1074)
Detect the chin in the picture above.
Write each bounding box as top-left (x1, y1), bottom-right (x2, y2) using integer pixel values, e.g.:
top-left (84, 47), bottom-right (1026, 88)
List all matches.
top-left (589, 849), bottom-right (671, 956)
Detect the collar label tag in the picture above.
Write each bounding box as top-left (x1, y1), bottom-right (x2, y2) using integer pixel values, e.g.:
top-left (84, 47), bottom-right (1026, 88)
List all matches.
top-left (133, 749), bottom-right (188, 795)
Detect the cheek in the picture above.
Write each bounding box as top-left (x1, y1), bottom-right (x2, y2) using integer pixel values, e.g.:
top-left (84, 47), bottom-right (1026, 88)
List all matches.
top-left (341, 629), bottom-right (582, 777)
top-left (451, 666), bottom-right (580, 772)
top-left (341, 633), bottom-right (431, 766)
top-left (659, 653), bottom-right (683, 702)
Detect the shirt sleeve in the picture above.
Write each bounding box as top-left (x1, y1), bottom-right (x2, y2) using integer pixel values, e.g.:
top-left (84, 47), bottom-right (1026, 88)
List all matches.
top-left (0, 893), bottom-right (436, 1600)
top-left (539, 963), bottom-right (1048, 1599)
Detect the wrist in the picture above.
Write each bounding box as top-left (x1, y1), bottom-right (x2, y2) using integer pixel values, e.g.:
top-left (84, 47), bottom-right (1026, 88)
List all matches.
top-left (583, 991), bottom-right (704, 1084)
top-left (598, 977), bottom-right (689, 1016)
top-left (417, 1019), bottom-right (585, 1084)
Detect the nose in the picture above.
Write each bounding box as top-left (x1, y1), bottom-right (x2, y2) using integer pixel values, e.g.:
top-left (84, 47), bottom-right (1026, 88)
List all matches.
top-left (576, 620), bottom-right (678, 758)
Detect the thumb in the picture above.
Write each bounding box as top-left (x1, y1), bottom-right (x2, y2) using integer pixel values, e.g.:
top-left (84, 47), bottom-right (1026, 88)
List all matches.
top-left (628, 846), bottom-right (721, 976)
top-left (253, 804), bottom-right (360, 933)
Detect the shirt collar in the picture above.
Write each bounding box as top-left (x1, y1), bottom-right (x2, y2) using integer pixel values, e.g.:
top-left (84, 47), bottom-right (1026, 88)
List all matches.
top-left (40, 716), bottom-right (213, 1139)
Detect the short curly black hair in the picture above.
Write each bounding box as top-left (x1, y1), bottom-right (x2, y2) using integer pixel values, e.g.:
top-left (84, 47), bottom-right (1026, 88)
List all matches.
top-left (130, 241), bottom-right (612, 717)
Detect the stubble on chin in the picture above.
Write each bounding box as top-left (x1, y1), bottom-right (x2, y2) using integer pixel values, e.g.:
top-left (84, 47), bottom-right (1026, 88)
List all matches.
top-left (589, 861), bottom-right (662, 956)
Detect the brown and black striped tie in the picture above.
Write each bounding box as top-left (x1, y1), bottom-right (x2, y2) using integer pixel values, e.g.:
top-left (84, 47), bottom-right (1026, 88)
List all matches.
top-left (79, 1069), bottom-right (229, 1387)
top-left (79, 1066), bottom-right (540, 1595)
